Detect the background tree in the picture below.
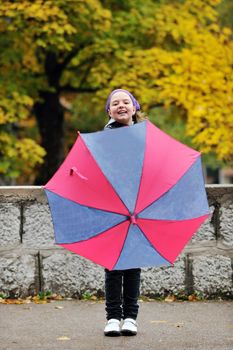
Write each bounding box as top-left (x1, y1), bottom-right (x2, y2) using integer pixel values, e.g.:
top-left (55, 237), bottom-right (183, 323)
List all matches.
top-left (94, 0), bottom-right (233, 163)
top-left (0, 0), bottom-right (232, 184)
top-left (0, 0), bottom-right (113, 184)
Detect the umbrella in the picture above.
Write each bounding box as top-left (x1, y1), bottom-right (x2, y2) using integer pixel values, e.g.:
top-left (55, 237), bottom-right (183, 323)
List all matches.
top-left (44, 120), bottom-right (209, 270)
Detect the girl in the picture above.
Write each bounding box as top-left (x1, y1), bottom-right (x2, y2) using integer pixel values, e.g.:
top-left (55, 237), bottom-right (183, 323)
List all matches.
top-left (103, 89), bottom-right (146, 336)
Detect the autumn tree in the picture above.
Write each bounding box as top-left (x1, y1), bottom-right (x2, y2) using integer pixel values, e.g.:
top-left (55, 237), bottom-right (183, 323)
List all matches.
top-left (0, 0), bottom-right (112, 183)
top-left (95, 0), bottom-right (233, 163)
top-left (0, 0), bottom-right (232, 184)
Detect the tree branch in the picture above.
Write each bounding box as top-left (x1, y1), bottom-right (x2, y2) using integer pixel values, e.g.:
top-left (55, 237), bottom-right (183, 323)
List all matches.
top-left (59, 85), bottom-right (100, 93)
top-left (59, 47), bottom-right (81, 71)
top-left (148, 102), bottom-right (165, 109)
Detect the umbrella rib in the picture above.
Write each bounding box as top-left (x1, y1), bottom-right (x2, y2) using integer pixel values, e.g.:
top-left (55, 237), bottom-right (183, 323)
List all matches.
top-left (79, 135), bottom-right (131, 215)
top-left (59, 219), bottom-right (129, 245)
top-left (48, 189), bottom-right (129, 217)
top-left (111, 223), bottom-right (131, 270)
top-left (138, 213), bottom-right (210, 222)
top-left (137, 225), bottom-right (173, 265)
top-left (136, 181), bottom-right (198, 219)
top-left (69, 197), bottom-right (128, 216)
top-left (136, 154), bottom-right (205, 216)
top-left (136, 179), bottom-right (175, 216)
top-left (132, 120), bottom-right (166, 214)
top-left (132, 123), bottom-right (147, 215)
top-left (78, 202), bottom-right (129, 217)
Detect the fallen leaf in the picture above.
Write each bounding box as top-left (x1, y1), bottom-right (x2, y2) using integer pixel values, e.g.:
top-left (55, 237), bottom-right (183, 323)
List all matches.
top-left (24, 299), bottom-right (32, 304)
top-left (51, 294), bottom-right (63, 300)
top-left (34, 300), bottom-right (47, 304)
top-left (5, 299), bottom-right (25, 305)
top-left (165, 295), bottom-right (176, 302)
top-left (57, 336), bottom-right (70, 341)
top-left (188, 294), bottom-right (197, 301)
top-left (55, 306), bottom-right (64, 309)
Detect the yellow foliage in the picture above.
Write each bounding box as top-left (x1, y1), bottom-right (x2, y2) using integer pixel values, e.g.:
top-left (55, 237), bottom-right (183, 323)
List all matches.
top-left (0, 88), bottom-right (45, 178)
top-left (16, 138), bottom-right (46, 164)
top-left (0, 0), bottom-right (112, 180)
top-left (0, 0), bottom-right (232, 182)
top-left (0, 92), bottom-right (33, 125)
top-left (0, 0), bottom-right (77, 51)
top-left (95, 0), bottom-right (233, 162)
top-left (154, 28), bottom-right (233, 161)
top-left (0, 132), bottom-right (46, 177)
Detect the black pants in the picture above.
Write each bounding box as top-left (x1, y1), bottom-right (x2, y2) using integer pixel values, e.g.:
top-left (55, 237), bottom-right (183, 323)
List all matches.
top-left (105, 268), bottom-right (141, 321)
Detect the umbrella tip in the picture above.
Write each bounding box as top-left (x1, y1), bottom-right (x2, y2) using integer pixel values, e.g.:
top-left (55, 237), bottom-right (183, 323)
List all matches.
top-left (130, 214), bottom-right (137, 225)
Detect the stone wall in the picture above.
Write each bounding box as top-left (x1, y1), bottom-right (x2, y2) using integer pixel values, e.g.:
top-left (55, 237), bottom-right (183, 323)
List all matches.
top-left (0, 186), bottom-right (232, 299)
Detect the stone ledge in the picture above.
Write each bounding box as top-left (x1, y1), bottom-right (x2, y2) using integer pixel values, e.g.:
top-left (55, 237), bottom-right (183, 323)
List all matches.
top-left (0, 186), bottom-right (46, 203)
top-left (0, 184), bottom-right (233, 202)
top-left (0, 253), bottom-right (37, 298)
top-left (192, 255), bottom-right (233, 298)
top-left (41, 253), bottom-right (105, 298)
top-left (0, 185), bottom-right (232, 298)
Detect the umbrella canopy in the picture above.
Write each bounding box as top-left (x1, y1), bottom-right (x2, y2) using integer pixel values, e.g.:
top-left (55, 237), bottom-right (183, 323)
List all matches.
top-left (44, 120), bottom-right (209, 270)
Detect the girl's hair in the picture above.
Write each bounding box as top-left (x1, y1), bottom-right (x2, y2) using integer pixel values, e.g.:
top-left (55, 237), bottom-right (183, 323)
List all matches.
top-left (133, 111), bottom-right (148, 123)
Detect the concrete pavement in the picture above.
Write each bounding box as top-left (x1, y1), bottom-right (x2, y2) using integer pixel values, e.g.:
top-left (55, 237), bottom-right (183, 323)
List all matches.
top-left (0, 300), bottom-right (233, 350)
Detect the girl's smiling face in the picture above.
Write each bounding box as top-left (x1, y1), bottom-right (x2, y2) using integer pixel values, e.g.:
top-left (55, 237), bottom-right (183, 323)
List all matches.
top-left (108, 91), bottom-right (136, 125)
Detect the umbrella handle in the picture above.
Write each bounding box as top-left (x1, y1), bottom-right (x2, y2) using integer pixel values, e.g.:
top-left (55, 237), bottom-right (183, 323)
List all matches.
top-left (70, 167), bottom-right (88, 180)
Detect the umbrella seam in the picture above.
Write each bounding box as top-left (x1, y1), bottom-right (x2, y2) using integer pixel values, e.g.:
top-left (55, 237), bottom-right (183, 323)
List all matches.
top-left (46, 189), bottom-right (129, 217)
top-left (137, 213), bottom-right (210, 222)
top-left (132, 120), bottom-right (148, 215)
top-left (137, 224), bottom-right (173, 265)
top-left (79, 134), bottom-right (131, 216)
top-left (135, 141), bottom-right (201, 215)
top-left (111, 222), bottom-right (131, 270)
top-left (57, 219), bottom-right (129, 245)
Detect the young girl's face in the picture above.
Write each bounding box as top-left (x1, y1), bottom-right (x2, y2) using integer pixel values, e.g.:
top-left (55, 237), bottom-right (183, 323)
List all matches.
top-left (108, 91), bottom-right (136, 125)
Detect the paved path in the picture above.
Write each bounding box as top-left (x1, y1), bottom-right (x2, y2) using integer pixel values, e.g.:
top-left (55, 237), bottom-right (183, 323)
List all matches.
top-left (0, 300), bottom-right (232, 350)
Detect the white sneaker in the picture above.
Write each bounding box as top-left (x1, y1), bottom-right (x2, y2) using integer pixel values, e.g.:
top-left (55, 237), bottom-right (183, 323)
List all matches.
top-left (104, 319), bottom-right (121, 336)
top-left (121, 318), bottom-right (137, 336)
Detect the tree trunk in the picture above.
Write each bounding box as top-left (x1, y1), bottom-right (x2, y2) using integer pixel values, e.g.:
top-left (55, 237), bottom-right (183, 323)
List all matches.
top-left (34, 90), bottom-right (64, 185)
top-left (33, 51), bottom-right (67, 185)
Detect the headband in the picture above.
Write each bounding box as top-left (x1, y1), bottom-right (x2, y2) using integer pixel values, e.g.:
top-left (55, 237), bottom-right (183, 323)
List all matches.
top-left (105, 89), bottom-right (140, 113)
